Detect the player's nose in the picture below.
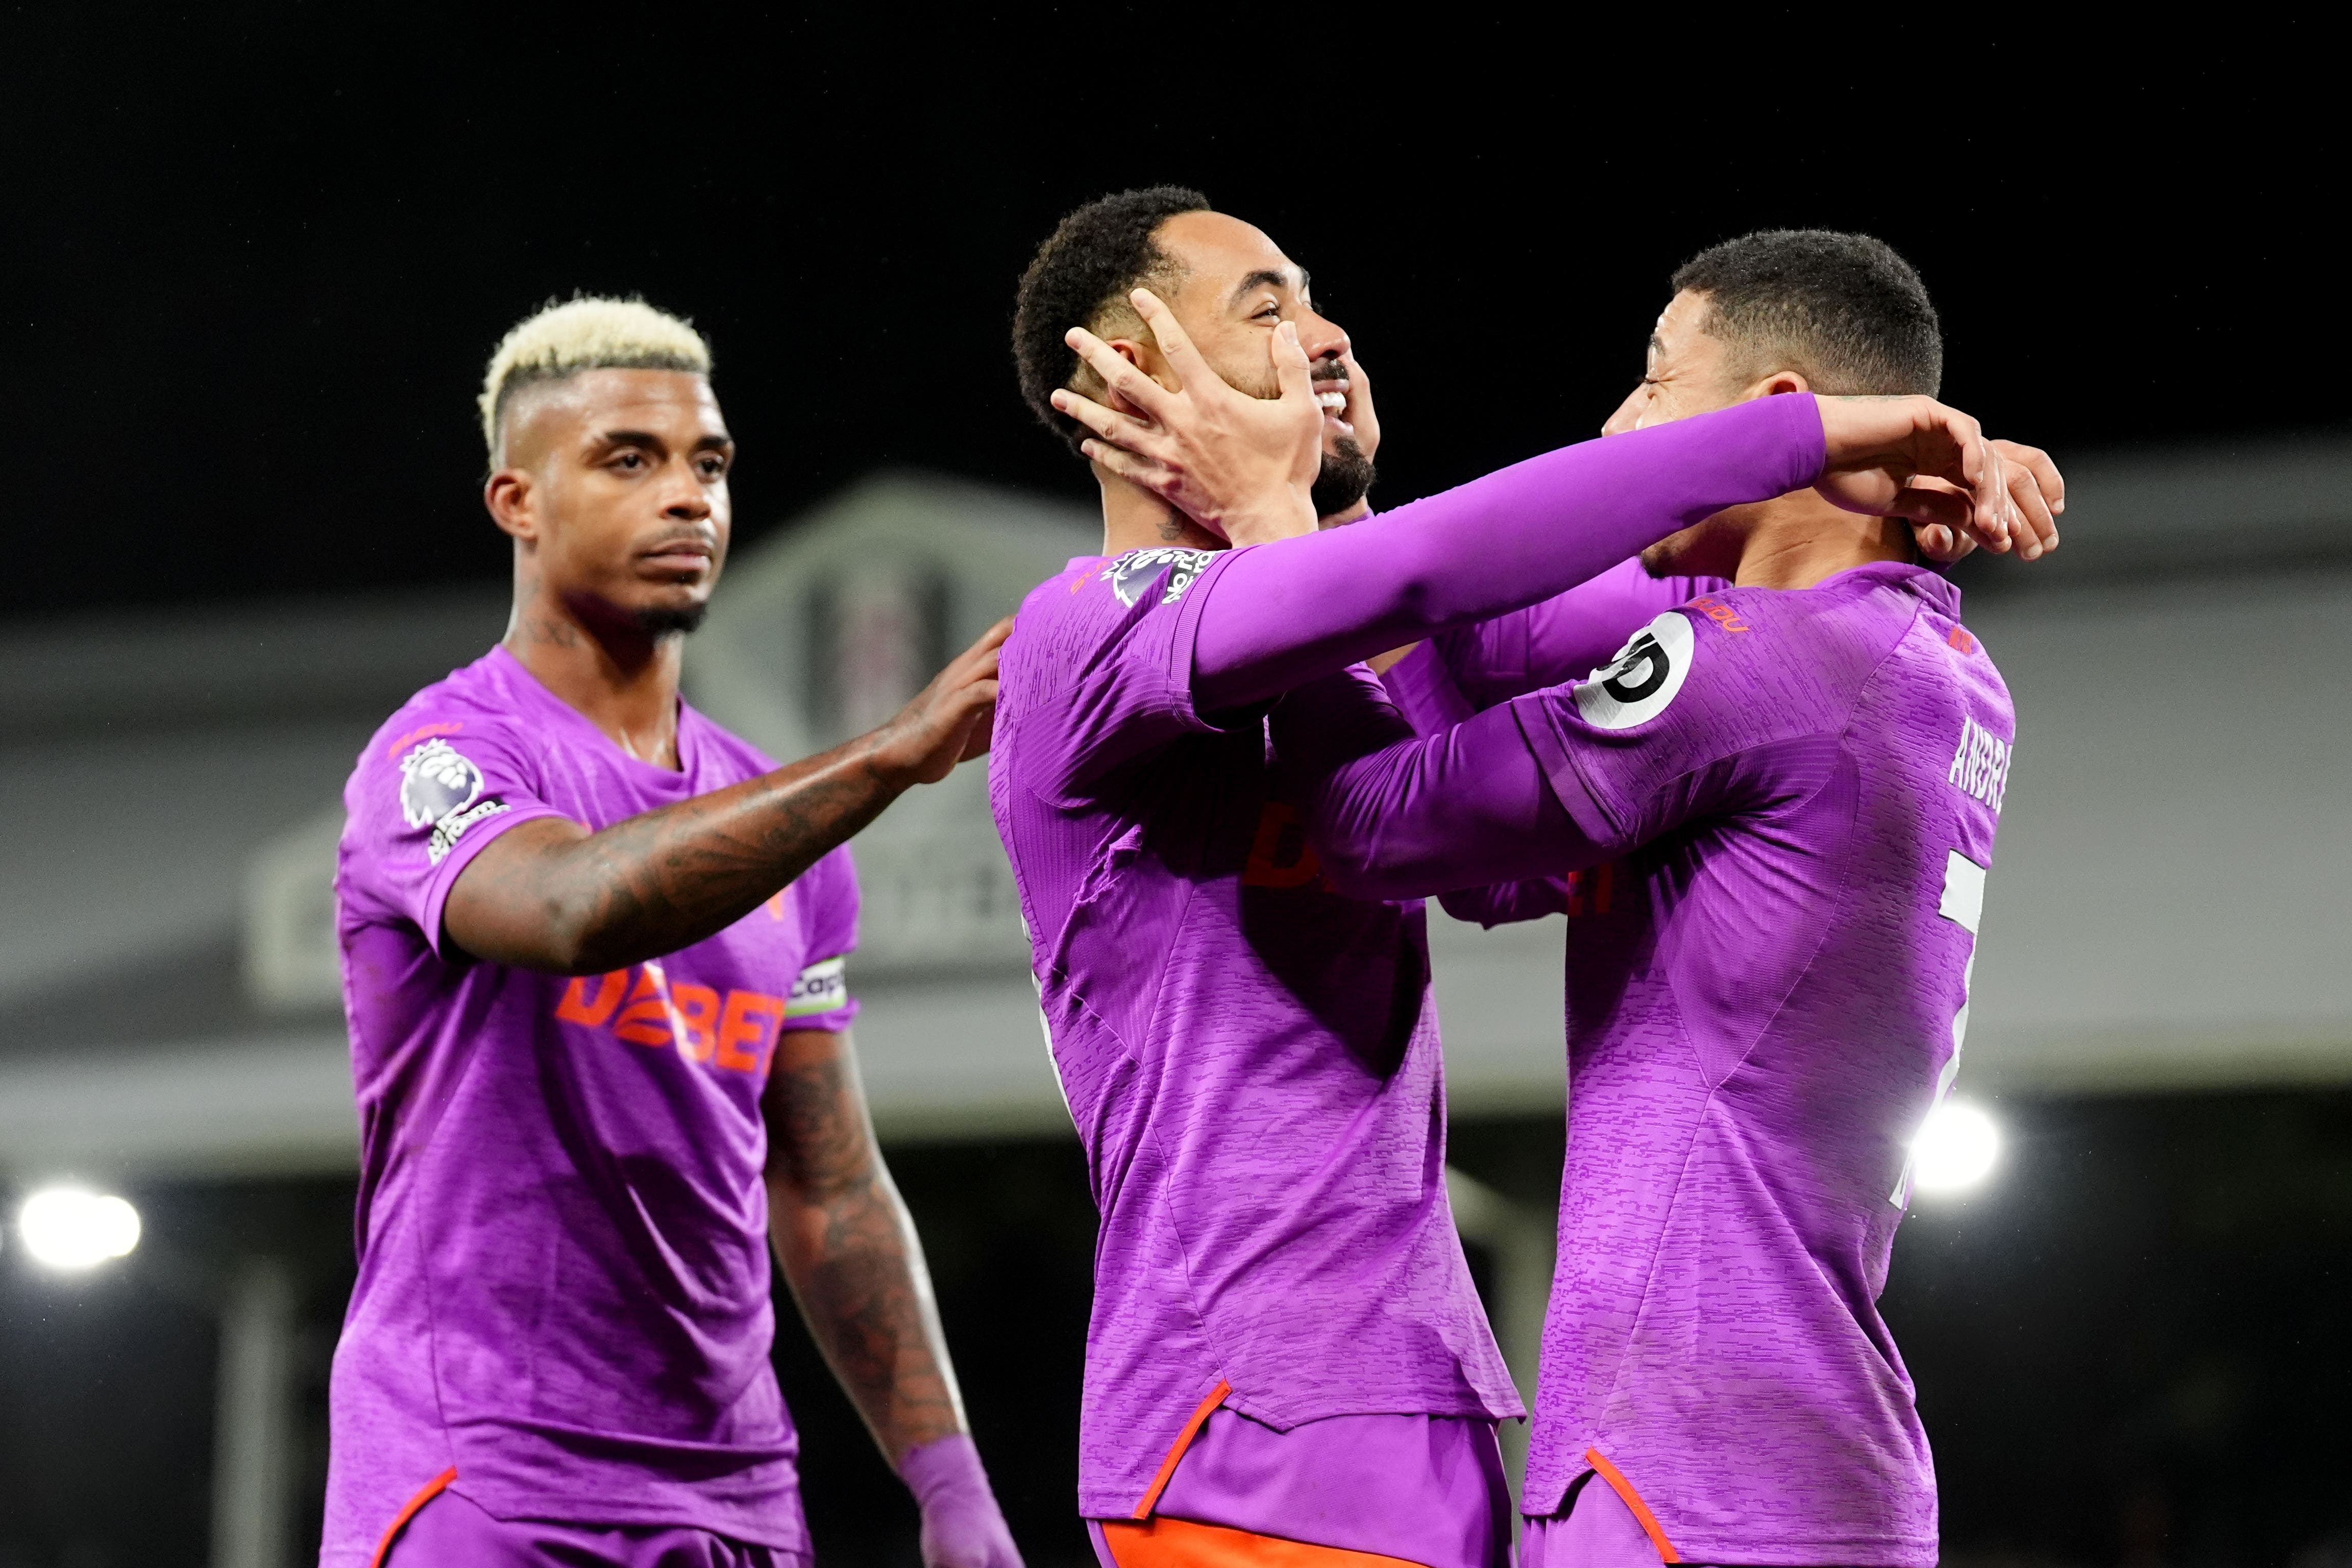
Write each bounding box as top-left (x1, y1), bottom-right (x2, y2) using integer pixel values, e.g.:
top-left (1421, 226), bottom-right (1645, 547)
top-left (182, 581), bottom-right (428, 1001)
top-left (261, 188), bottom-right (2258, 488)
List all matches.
top-left (660, 473), bottom-right (712, 518)
top-left (1294, 307), bottom-right (1349, 365)
top-left (1601, 384), bottom-right (1648, 438)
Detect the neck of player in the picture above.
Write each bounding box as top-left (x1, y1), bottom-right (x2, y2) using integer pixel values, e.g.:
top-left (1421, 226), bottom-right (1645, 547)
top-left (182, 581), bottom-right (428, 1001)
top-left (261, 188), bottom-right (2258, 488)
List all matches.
top-left (1094, 461), bottom-right (1229, 555)
top-left (1092, 462), bottom-right (1366, 555)
top-left (502, 576), bottom-right (685, 770)
top-left (1725, 492), bottom-right (1916, 591)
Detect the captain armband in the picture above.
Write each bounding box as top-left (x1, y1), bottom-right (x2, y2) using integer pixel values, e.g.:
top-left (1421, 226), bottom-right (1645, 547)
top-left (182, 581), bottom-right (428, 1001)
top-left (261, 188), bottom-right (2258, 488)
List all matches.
top-left (785, 955), bottom-right (850, 1021)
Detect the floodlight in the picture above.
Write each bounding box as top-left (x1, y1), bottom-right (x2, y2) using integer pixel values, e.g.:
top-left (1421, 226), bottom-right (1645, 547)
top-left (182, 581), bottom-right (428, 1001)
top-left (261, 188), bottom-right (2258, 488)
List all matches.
top-left (1909, 1100), bottom-right (2001, 1194)
top-left (18, 1187), bottom-right (142, 1270)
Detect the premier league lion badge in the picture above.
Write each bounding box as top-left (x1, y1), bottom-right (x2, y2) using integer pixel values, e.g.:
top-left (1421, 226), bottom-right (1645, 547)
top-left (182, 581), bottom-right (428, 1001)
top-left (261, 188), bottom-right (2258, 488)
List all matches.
top-left (399, 738), bottom-right (484, 828)
top-left (398, 738), bottom-right (511, 862)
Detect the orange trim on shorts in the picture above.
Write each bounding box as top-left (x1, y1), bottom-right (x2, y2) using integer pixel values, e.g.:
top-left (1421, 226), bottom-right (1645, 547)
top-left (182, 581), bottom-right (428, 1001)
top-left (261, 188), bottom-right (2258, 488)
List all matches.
top-left (1100, 1514), bottom-right (1430, 1568)
top-left (368, 1466), bottom-right (458, 1568)
top-left (1583, 1449), bottom-right (1679, 1563)
top-left (1132, 1379), bottom-right (1233, 1519)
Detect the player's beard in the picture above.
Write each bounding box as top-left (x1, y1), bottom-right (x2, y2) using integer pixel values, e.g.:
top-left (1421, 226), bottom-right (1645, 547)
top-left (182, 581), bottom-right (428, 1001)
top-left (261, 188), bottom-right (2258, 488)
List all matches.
top-left (1312, 435), bottom-right (1376, 519)
top-left (633, 601), bottom-right (709, 636)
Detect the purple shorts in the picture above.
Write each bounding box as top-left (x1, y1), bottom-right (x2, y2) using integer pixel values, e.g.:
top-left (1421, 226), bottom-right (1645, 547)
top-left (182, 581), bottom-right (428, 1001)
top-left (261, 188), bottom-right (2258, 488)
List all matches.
top-left (1520, 1472), bottom-right (1669, 1568)
top-left (1089, 1408), bottom-right (1509, 1568)
top-left (382, 1484), bottom-right (810, 1568)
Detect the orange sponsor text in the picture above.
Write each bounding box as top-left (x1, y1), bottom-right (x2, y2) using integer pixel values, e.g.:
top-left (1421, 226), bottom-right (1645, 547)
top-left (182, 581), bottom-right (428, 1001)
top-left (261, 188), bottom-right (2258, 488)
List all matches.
top-left (555, 961), bottom-right (790, 1075)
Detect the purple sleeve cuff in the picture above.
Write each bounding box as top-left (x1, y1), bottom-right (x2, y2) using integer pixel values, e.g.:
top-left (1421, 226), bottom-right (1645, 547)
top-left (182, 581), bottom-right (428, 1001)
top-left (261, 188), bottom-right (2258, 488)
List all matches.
top-left (903, 1433), bottom-right (1022, 1568)
top-left (418, 803), bottom-right (570, 961)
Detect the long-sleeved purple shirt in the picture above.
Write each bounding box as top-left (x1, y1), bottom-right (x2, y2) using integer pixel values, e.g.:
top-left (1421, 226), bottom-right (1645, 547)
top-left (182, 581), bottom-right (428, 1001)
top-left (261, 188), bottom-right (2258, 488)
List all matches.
top-left (1381, 558), bottom-right (1728, 927)
top-left (985, 395), bottom-right (1829, 1528)
top-left (1271, 562), bottom-right (2014, 1564)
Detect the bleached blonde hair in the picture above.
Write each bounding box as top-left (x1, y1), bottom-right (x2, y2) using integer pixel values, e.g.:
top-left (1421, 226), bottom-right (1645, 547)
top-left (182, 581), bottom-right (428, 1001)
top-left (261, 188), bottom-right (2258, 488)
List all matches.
top-left (478, 296), bottom-right (713, 459)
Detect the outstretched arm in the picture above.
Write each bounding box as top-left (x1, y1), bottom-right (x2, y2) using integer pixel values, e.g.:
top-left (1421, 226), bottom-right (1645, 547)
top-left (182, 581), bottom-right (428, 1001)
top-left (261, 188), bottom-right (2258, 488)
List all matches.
top-left (1056, 290), bottom-right (2049, 716)
top-left (766, 1026), bottom-right (1021, 1568)
top-left (443, 621), bottom-right (1009, 973)
top-left (1275, 667), bottom-right (1597, 901)
top-left (1186, 399), bottom-right (1826, 711)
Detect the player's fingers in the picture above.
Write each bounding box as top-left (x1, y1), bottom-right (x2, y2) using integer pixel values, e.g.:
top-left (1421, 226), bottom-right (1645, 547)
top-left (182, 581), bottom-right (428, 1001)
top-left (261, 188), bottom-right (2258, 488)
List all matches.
top-left (1129, 288), bottom-right (1224, 401)
top-left (2002, 460), bottom-right (2059, 559)
top-left (1063, 325), bottom-right (1173, 419)
top-left (1924, 402), bottom-right (2011, 554)
top-left (969, 615), bottom-right (1014, 654)
top-left (1992, 437), bottom-right (2066, 518)
top-left (1913, 523), bottom-right (1972, 564)
top-left (1271, 319), bottom-right (1314, 407)
top-left (1901, 481), bottom-right (1976, 564)
top-left (1885, 482), bottom-right (1974, 540)
top-left (1050, 388), bottom-right (1172, 460)
top-left (956, 702), bottom-right (997, 764)
top-left (1078, 438), bottom-right (1184, 499)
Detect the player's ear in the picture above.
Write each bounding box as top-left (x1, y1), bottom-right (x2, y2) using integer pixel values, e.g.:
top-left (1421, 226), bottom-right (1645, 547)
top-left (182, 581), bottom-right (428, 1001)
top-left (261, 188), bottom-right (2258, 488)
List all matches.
top-left (484, 468), bottom-right (540, 544)
top-left (1744, 368), bottom-right (1812, 401)
top-left (1105, 335), bottom-right (1181, 396)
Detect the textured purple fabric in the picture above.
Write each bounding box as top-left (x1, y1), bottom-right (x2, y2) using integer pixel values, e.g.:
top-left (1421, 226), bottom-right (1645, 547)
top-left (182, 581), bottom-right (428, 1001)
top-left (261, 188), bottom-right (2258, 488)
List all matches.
top-left (986, 394), bottom-right (1827, 1524)
top-left (1153, 1411), bottom-right (1510, 1568)
top-left (990, 547), bottom-right (1518, 1521)
top-left (1518, 1478), bottom-right (1661, 1568)
top-left (1274, 564), bottom-right (2014, 1564)
top-left (1380, 546), bottom-right (1725, 930)
top-left (1188, 396), bottom-right (1824, 710)
top-left (385, 1484), bottom-right (804, 1567)
top-left (324, 646), bottom-right (862, 1567)
top-left (902, 1434), bottom-right (1022, 1568)
top-left (1274, 677), bottom-right (1581, 900)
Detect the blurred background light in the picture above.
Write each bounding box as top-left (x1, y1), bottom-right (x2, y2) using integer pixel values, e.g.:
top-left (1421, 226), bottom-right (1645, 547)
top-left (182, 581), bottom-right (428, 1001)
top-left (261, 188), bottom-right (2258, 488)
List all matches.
top-left (18, 1186), bottom-right (142, 1270)
top-left (1913, 1101), bottom-right (2003, 1194)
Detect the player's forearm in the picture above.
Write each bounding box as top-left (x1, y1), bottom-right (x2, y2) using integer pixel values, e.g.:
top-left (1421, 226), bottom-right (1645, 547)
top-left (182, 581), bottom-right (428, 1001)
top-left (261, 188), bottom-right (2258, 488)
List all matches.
top-left (1191, 395), bottom-right (1824, 711)
top-left (448, 738), bottom-right (907, 974)
top-left (765, 1028), bottom-right (966, 1466)
top-left (1277, 668), bottom-right (1597, 899)
top-left (772, 1171), bottom-right (967, 1464)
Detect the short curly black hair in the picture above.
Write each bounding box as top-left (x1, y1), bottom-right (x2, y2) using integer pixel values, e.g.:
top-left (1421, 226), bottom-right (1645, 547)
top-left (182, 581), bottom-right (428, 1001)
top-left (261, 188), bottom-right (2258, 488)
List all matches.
top-left (1672, 229), bottom-right (1941, 397)
top-left (1012, 186), bottom-right (1212, 455)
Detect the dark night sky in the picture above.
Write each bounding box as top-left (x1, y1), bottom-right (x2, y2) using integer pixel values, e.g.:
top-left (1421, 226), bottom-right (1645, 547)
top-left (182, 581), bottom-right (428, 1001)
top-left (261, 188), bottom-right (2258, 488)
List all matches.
top-left (4, 11), bottom-right (2338, 620)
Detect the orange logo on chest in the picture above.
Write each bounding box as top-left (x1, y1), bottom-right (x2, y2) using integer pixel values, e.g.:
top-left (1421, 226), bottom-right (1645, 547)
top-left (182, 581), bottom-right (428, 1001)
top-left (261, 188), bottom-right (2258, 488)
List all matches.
top-left (554, 962), bottom-right (789, 1075)
top-left (1241, 801), bottom-right (1330, 890)
top-left (1564, 862), bottom-right (1615, 917)
top-left (1690, 597), bottom-right (1750, 633)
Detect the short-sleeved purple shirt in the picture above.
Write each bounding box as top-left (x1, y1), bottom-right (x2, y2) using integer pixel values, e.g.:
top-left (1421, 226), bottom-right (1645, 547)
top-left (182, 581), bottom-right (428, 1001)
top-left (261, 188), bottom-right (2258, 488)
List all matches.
top-left (1508, 563), bottom-right (2012, 1563)
top-left (323, 646), bottom-right (859, 1567)
top-left (989, 549), bottom-right (1521, 1521)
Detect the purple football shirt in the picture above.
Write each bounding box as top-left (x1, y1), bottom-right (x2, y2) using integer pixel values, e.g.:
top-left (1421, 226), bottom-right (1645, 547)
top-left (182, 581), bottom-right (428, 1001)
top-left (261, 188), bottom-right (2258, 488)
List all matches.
top-left (1273, 563), bottom-right (2013, 1564)
top-left (323, 646), bottom-right (860, 1568)
top-left (990, 548), bottom-right (1523, 1523)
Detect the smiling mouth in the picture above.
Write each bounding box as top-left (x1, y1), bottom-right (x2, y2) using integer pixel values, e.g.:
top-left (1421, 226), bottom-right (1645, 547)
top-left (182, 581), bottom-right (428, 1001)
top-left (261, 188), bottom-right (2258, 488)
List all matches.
top-left (1314, 378), bottom-right (1351, 422)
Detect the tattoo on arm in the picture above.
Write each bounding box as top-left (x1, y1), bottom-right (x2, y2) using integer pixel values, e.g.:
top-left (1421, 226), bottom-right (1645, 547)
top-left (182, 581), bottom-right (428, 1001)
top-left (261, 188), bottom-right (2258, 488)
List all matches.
top-left (765, 1029), bottom-right (965, 1465)
top-left (445, 736), bottom-right (903, 973)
